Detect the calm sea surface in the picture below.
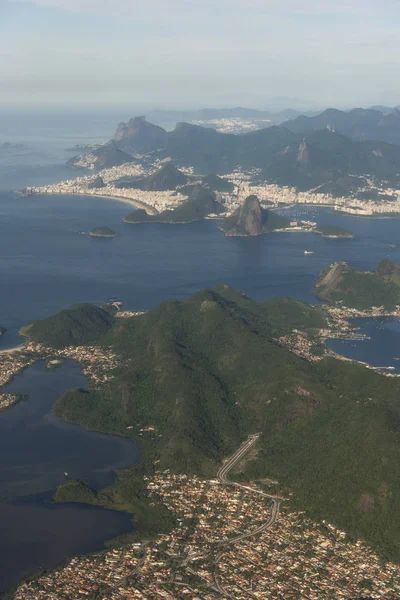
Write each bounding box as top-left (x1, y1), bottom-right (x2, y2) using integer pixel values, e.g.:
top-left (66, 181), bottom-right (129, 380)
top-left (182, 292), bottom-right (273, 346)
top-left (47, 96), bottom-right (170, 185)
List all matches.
top-left (1, 112), bottom-right (400, 592)
top-left (0, 361), bottom-right (140, 593)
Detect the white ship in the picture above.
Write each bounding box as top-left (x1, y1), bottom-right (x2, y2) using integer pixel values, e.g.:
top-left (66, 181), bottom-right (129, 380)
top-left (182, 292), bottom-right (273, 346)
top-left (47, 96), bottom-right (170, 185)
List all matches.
top-left (304, 250), bottom-right (314, 255)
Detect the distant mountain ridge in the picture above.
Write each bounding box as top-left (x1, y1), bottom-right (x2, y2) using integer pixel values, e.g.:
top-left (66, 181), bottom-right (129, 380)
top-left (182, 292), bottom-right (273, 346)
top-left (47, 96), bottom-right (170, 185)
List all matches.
top-left (69, 114), bottom-right (400, 192)
top-left (113, 116), bottom-right (168, 153)
top-left (283, 107), bottom-right (400, 146)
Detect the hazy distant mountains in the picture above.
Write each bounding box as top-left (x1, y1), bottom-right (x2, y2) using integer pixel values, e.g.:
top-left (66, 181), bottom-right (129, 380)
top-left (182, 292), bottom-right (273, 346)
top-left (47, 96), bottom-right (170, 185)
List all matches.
top-left (145, 107), bottom-right (315, 131)
top-left (114, 116), bottom-right (167, 153)
top-left (283, 107), bottom-right (400, 145)
top-left (109, 116), bottom-right (400, 190)
top-left (68, 107), bottom-right (400, 193)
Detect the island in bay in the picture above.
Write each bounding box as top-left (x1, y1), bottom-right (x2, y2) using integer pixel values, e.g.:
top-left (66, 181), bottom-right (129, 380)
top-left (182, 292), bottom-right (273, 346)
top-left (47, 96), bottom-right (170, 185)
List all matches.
top-left (5, 262), bottom-right (400, 599)
top-left (89, 227), bottom-right (117, 238)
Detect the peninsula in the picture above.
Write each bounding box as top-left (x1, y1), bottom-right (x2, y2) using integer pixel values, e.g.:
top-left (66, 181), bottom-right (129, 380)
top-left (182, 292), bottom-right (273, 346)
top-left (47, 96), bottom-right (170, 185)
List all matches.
top-left (14, 284), bottom-right (400, 573)
top-left (316, 258), bottom-right (400, 309)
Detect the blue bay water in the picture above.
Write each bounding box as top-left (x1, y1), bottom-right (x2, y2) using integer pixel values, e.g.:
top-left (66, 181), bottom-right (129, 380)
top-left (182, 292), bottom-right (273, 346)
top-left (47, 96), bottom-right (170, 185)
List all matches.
top-left (0, 361), bottom-right (139, 593)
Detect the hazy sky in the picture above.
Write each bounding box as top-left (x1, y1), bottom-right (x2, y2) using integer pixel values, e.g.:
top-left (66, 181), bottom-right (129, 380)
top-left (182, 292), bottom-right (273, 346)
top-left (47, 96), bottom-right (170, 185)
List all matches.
top-left (1, 0), bottom-right (399, 110)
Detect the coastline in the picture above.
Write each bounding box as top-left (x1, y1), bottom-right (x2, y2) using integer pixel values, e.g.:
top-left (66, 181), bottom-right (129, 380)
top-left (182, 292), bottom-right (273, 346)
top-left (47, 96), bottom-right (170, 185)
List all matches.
top-left (21, 191), bottom-right (159, 216)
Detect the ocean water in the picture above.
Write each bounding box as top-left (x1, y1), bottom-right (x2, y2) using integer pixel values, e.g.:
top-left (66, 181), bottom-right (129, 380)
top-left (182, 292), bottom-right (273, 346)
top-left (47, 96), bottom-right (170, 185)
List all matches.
top-left (0, 361), bottom-right (139, 593)
top-left (1, 112), bottom-right (400, 592)
top-left (326, 318), bottom-right (400, 373)
top-left (1, 192), bottom-right (400, 350)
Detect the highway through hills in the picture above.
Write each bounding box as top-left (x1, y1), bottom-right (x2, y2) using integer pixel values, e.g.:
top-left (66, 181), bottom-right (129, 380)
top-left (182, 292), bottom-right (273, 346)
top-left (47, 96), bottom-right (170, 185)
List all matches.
top-left (170, 433), bottom-right (282, 598)
top-left (212, 433), bottom-right (282, 597)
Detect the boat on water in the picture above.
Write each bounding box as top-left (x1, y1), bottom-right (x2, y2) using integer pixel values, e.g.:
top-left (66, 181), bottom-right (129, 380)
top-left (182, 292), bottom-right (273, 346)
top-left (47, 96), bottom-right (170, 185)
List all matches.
top-left (304, 250), bottom-right (314, 255)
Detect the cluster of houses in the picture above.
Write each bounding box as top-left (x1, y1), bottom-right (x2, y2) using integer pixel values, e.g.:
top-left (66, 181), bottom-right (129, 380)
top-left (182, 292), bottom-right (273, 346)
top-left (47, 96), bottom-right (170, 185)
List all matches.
top-left (14, 472), bottom-right (400, 599)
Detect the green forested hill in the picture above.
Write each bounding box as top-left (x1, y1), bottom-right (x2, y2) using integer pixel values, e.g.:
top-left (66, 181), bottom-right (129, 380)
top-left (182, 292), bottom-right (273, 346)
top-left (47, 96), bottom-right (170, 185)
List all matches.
top-left (48, 286), bottom-right (400, 561)
top-left (21, 304), bottom-right (115, 349)
top-left (316, 259), bottom-right (400, 308)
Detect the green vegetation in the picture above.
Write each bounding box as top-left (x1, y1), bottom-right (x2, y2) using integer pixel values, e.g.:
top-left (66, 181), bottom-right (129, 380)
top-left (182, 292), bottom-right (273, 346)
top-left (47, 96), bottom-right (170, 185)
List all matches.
top-left (316, 224), bottom-right (354, 238)
top-left (21, 304), bottom-right (115, 349)
top-left (316, 259), bottom-right (400, 309)
top-left (89, 227), bottom-right (117, 237)
top-left (54, 468), bottom-right (175, 542)
top-left (54, 480), bottom-right (98, 504)
top-left (123, 187), bottom-right (223, 224)
top-left (48, 286), bottom-right (400, 561)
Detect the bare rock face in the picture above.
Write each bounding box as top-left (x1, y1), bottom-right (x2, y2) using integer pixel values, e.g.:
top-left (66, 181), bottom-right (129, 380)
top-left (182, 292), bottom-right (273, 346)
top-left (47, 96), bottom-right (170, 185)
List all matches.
top-left (296, 138), bottom-right (310, 168)
top-left (236, 195), bottom-right (263, 235)
top-left (223, 195), bottom-right (263, 236)
top-left (113, 116), bottom-right (167, 153)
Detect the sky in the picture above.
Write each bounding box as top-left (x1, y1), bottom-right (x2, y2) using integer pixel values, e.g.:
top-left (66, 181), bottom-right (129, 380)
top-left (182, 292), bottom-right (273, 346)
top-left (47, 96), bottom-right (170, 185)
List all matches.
top-left (1, 0), bottom-right (400, 111)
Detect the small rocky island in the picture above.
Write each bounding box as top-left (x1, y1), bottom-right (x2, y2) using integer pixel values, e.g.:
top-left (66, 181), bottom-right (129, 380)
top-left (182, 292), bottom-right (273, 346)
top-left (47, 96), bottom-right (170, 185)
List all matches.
top-left (89, 227), bottom-right (117, 238)
top-left (315, 225), bottom-right (354, 239)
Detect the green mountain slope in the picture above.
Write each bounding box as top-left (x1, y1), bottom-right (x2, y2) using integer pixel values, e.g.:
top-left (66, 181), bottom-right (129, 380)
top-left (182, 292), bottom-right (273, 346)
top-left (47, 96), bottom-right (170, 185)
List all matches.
top-left (21, 304), bottom-right (115, 349)
top-left (47, 287), bottom-right (400, 561)
top-left (316, 259), bottom-right (400, 309)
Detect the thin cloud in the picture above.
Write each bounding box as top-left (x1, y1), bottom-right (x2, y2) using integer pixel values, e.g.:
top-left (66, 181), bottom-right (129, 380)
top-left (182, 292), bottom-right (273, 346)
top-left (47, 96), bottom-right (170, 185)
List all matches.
top-left (12, 0), bottom-right (400, 18)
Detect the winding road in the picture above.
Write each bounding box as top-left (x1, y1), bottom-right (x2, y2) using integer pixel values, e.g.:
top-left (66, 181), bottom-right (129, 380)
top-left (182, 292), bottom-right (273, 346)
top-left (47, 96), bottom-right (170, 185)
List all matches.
top-left (212, 433), bottom-right (282, 597)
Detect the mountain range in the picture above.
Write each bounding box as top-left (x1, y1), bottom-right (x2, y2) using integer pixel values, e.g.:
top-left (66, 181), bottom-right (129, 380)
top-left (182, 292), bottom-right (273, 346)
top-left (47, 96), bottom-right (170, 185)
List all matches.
top-left (68, 109), bottom-right (400, 193)
top-left (111, 118), bottom-right (400, 190)
top-left (284, 108), bottom-right (400, 146)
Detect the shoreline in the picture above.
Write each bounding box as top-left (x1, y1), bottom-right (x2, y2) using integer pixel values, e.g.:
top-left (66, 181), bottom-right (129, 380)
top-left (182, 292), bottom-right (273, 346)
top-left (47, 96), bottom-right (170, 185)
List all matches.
top-left (274, 204), bottom-right (400, 219)
top-left (21, 191), bottom-right (159, 216)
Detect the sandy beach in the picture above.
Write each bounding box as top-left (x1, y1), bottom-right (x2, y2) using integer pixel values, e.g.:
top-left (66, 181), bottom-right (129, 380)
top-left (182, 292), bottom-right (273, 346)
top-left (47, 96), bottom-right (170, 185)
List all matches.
top-left (22, 191), bottom-right (160, 216)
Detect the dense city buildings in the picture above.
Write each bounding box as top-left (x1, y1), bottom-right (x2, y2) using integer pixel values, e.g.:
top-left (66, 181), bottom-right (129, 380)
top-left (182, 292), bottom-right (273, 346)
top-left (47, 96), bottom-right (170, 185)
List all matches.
top-left (24, 163), bottom-right (400, 218)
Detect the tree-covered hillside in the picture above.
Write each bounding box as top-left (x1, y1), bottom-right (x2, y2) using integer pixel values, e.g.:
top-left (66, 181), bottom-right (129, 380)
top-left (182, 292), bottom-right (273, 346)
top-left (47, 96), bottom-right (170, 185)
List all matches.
top-left (21, 304), bottom-right (115, 349)
top-left (43, 286), bottom-right (400, 562)
top-left (316, 259), bottom-right (400, 309)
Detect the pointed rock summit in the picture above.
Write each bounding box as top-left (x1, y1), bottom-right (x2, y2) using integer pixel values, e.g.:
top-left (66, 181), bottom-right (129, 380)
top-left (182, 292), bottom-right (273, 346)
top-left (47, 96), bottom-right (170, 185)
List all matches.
top-left (222, 195), bottom-right (263, 236)
top-left (113, 116), bottom-right (167, 153)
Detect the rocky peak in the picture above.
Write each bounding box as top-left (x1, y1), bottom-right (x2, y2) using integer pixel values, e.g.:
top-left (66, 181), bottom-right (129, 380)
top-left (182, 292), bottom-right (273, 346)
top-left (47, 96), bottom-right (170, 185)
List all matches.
top-left (224, 195), bottom-right (263, 236)
top-left (296, 139), bottom-right (310, 167)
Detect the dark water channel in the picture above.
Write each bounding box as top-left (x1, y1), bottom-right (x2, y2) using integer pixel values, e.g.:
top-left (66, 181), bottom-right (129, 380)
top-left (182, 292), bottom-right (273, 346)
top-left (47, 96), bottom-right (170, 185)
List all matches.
top-left (0, 361), bottom-right (140, 594)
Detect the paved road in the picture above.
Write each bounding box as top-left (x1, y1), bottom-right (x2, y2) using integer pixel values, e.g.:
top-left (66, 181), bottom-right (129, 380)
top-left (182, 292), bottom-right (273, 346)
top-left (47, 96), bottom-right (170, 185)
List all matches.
top-left (213, 434), bottom-right (282, 598)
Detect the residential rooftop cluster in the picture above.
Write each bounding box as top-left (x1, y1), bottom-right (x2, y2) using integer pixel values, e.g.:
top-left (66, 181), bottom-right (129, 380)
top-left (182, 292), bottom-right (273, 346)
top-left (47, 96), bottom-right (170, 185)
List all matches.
top-left (24, 181), bottom-right (188, 215)
top-left (0, 342), bottom-right (121, 408)
top-left (276, 329), bottom-right (322, 362)
top-left (20, 154), bottom-right (400, 218)
top-left (13, 472), bottom-right (400, 599)
top-left (25, 342), bottom-right (121, 387)
top-left (0, 392), bottom-right (23, 410)
top-left (224, 171), bottom-right (400, 216)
